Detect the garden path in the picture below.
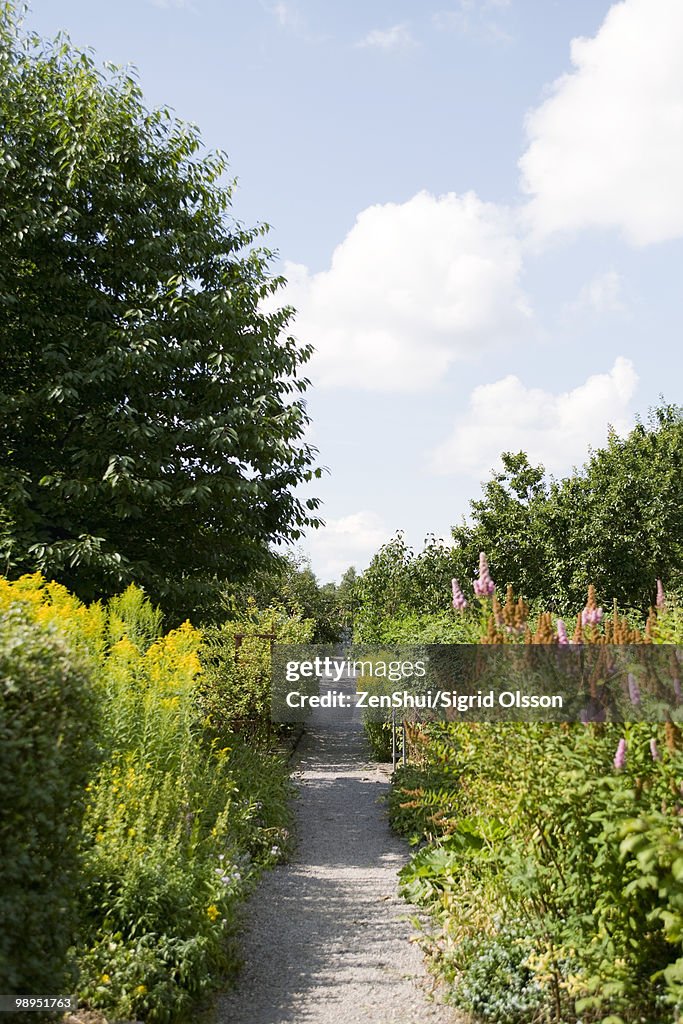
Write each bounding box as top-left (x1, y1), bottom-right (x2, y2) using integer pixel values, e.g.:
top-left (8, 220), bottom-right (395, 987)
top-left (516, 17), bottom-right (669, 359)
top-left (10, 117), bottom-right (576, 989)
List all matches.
top-left (213, 685), bottom-right (462, 1024)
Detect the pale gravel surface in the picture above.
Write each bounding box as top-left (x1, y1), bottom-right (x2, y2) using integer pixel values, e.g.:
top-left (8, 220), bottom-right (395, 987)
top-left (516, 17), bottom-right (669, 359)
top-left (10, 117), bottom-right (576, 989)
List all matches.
top-left (213, 694), bottom-right (463, 1024)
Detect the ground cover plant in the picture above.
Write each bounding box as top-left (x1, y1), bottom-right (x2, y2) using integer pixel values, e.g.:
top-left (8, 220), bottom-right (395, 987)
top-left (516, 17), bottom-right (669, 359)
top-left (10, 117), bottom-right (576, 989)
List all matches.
top-left (0, 574), bottom-right (300, 1023)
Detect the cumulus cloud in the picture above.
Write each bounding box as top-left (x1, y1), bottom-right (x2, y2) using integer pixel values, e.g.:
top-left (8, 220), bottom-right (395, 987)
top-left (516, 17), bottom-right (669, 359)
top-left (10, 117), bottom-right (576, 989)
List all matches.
top-left (520, 0), bottom-right (683, 245)
top-left (304, 511), bottom-right (390, 582)
top-left (281, 191), bottom-right (531, 392)
top-left (431, 356), bottom-right (638, 479)
top-left (356, 23), bottom-right (417, 50)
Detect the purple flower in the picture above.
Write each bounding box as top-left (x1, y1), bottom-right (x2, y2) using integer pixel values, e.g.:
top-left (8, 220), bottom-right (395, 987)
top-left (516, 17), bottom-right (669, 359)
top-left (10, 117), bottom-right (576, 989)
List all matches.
top-left (451, 578), bottom-right (468, 611)
top-left (628, 673), bottom-right (641, 707)
top-left (581, 606), bottom-right (603, 626)
top-left (650, 738), bottom-right (660, 762)
top-left (556, 619), bottom-right (569, 646)
top-left (473, 551), bottom-right (496, 597)
top-left (614, 738), bottom-right (627, 771)
top-left (656, 579), bottom-right (666, 610)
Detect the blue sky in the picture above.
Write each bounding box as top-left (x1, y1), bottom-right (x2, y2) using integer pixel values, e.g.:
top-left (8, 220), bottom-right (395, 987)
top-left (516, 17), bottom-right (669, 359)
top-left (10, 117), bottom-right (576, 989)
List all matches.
top-left (27, 0), bottom-right (683, 580)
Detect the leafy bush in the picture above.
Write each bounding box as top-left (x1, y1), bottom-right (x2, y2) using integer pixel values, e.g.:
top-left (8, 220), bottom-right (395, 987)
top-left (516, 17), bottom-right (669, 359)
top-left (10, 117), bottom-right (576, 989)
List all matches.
top-left (364, 721), bottom-right (394, 761)
top-left (0, 575), bottom-right (294, 1022)
top-left (0, 599), bottom-right (98, 1010)
top-left (393, 718), bottom-right (683, 1023)
top-left (198, 601), bottom-right (315, 739)
top-left (376, 558), bottom-right (683, 1024)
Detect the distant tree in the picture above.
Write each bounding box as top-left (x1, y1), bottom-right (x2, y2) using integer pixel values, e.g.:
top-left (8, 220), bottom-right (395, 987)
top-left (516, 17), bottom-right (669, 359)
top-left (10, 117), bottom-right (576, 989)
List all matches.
top-left (548, 403), bottom-right (683, 609)
top-left (225, 551), bottom-right (341, 642)
top-left (356, 404), bottom-right (683, 622)
top-left (0, 6), bottom-right (321, 619)
top-left (335, 565), bottom-right (359, 636)
top-left (450, 451), bottom-right (552, 603)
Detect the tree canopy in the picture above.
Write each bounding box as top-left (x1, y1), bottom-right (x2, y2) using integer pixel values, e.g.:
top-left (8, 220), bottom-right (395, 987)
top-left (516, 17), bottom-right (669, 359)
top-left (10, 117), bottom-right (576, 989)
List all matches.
top-left (356, 404), bottom-right (683, 626)
top-left (0, 5), bottom-right (321, 618)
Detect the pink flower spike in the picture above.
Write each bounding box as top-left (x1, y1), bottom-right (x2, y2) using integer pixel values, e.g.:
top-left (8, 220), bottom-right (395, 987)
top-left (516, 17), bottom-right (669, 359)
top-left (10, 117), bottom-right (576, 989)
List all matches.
top-left (556, 619), bottom-right (569, 646)
top-left (451, 578), bottom-right (468, 611)
top-left (650, 738), bottom-right (660, 762)
top-left (473, 551), bottom-right (495, 597)
top-left (628, 673), bottom-right (641, 707)
top-left (614, 738), bottom-right (627, 771)
top-left (656, 579), bottom-right (666, 610)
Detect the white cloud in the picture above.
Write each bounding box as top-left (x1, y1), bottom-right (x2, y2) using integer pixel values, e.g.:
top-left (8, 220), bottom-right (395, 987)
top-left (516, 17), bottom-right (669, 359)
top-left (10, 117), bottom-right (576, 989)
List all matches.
top-left (304, 511), bottom-right (390, 582)
top-left (570, 270), bottom-right (624, 314)
top-left (520, 0), bottom-right (683, 245)
top-left (431, 356), bottom-right (638, 479)
top-left (281, 191), bottom-right (531, 392)
top-left (356, 23), bottom-right (417, 51)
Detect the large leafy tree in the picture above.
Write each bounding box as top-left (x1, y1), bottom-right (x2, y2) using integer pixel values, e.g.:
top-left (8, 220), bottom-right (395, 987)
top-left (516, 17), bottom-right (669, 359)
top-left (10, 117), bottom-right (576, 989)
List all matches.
top-left (0, 5), bottom-right (321, 618)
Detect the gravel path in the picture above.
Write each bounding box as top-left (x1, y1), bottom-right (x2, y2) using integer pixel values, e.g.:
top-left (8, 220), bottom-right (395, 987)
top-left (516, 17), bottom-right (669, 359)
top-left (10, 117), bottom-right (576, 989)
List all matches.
top-left (213, 697), bottom-right (462, 1024)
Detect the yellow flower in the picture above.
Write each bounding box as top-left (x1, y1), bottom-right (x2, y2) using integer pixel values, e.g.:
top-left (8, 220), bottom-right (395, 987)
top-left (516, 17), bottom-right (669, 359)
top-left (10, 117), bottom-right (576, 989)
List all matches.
top-left (134, 985), bottom-right (147, 996)
top-left (100, 974), bottom-right (111, 984)
top-left (206, 904), bottom-right (220, 922)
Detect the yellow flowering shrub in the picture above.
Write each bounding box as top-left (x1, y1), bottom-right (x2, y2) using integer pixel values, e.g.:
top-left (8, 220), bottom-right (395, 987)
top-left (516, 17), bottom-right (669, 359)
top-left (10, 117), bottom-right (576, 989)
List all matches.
top-left (0, 575), bottom-right (293, 1023)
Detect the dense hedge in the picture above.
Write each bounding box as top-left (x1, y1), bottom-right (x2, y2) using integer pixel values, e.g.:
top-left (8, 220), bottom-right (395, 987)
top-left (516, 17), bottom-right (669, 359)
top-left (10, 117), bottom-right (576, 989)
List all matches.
top-left (0, 605), bottom-right (98, 1006)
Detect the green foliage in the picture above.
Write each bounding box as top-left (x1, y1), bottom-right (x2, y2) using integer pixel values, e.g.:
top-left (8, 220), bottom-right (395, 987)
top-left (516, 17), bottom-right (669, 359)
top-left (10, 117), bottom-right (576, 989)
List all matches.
top-left (356, 405), bottom-right (683, 630)
top-left (452, 406), bottom-right (683, 612)
top-left (392, 719), bottom-right (683, 1023)
top-left (335, 565), bottom-right (360, 637)
top-left (364, 547), bottom-right (683, 1021)
top-left (198, 601), bottom-right (315, 740)
top-left (364, 721), bottom-right (393, 761)
top-left (225, 551), bottom-right (346, 642)
top-left (354, 532), bottom-right (481, 641)
top-left (0, 4), bottom-right (321, 620)
top-left (0, 575), bottom-right (294, 1022)
top-left (0, 603), bottom-right (98, 1010)
top-left (444, 925), bottom-right (549, 1024)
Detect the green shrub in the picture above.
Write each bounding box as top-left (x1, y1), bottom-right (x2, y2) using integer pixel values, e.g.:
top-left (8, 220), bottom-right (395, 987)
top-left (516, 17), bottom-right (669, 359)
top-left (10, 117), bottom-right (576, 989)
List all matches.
top-left (198, 602), bottom-right (315, 739)
top-left (394, 720), bottom-right (683, 1023)
top-left (364, 721), bottom-right (393, 761)
top-left (0, 605), bottom-right (98, 1006)
top-left (0, 575), bottom-right (295, 1023)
